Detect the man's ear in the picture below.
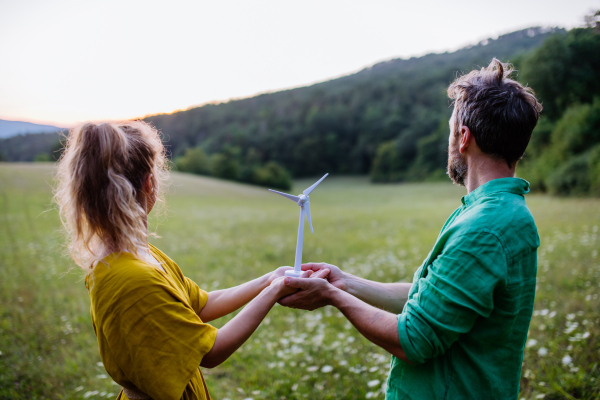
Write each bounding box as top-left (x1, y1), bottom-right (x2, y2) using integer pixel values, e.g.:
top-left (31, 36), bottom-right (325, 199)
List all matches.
top-left (459, 126), bottom-right (472, 154)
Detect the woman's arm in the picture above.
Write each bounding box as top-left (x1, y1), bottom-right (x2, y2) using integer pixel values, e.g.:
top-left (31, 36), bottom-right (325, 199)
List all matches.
top-left (200, 269), bottom-right (328, 368)
top-left (199, 267), bottom-right (291, 322)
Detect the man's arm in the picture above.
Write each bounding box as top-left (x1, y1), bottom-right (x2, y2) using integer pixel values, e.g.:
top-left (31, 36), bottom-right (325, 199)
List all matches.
top-left (301, 263), bottom-right (411, 314)
top-left (280, 277), bottom-right (412, 363)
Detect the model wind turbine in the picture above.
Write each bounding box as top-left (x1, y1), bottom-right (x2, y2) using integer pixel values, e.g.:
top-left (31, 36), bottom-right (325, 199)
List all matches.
top-left (269, 173), bottom-right (329, 277)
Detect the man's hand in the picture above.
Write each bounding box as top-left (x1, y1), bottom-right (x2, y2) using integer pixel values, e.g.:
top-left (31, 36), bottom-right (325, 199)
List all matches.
top-left (302, 263), bottom-right (347, 292)
top-left (278, 272), bottom-right (336, 311)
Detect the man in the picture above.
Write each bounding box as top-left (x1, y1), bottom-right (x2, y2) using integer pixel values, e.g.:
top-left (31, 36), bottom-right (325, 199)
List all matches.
top-left (279, 58), bottom-right (542, 399)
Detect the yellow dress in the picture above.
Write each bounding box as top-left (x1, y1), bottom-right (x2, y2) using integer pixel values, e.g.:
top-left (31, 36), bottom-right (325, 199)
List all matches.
top-left (86, 244), bottom-right (218, 400)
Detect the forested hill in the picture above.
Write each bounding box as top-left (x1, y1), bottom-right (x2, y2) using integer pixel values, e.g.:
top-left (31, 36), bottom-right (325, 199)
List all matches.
top-left (143, 27), bottom-right (562, 182)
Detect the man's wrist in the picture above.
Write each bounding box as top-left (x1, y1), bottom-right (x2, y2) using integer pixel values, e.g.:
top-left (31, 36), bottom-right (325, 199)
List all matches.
top-left (326, 284), bottom-right (345, 308)
top-left (342, 272), bottom-right (360, 296)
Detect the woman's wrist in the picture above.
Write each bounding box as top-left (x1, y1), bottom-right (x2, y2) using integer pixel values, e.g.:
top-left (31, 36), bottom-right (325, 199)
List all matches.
top-left (258, 273), bottom-right (271, 290)
top-left (261, 283), bottom-right (282, 303)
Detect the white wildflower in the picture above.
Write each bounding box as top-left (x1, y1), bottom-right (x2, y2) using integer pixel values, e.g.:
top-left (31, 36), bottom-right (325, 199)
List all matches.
top-left (307, 366), bottom-right (319, 372)
top-left (564, 322), bottom-right (578, 334)
top-left (368, 379), bottom-right (380, 387)
top-left (74, 386), bottom-right (83, 392)
top-left (366, 392), bottom-right (375, 399)
top-left (566, 313), bottom-right (576, 320)
top-left (538, 347), bottom-right (548, 356)
top-left (540, 309), bottom-right (549, 316)
top-left (321, 365), bottom-right (333, 373)
top-left (526, 339), bottom-right (538, 348)
top-left (562, 355), bottom-right (572, 365)
top-left (291, 383), bottom-right (298, 391)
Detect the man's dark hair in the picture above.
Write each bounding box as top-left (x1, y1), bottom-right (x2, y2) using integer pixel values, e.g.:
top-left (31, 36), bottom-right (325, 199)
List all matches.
top-left (447, 58), bottom-right (543, 167)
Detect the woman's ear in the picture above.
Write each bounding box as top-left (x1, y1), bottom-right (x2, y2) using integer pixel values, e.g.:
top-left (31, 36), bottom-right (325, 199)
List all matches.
top-left (143, 173), bottom-right (154, 194)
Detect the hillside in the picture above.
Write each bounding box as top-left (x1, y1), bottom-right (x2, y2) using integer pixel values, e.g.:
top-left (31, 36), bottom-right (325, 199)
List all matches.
top-left (0, 119), bottom-right (62, 139)
top-left (143, 27), bottom-right (562, 180)
top-left (0, 131), bottom-right (62, 162)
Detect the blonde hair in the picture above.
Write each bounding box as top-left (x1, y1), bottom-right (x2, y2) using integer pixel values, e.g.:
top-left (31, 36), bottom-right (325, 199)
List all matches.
top-left (54, 121), bottom-right (169, 272)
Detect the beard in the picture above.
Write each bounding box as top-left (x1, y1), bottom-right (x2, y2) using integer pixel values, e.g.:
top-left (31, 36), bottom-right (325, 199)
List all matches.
top-left (447, 144), bottom-right (468, 186)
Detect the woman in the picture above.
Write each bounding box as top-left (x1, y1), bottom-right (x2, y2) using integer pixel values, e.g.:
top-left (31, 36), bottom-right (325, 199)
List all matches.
top-left (54, 121), bottom-right (327, 400)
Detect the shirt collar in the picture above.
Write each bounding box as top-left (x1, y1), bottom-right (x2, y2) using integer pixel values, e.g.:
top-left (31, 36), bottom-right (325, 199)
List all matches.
top-left (461, 177), bottom-right (530, 206)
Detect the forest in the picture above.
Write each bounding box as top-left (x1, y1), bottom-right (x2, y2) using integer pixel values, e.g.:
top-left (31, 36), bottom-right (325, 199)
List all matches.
top-left (2, 20), bottom-right (599, 194)
top-left (145, 26), bottom-right (563, 190)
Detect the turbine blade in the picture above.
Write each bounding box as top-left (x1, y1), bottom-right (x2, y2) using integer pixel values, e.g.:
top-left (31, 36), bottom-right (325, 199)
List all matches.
top-left (305, 201), bottom-right (314, 233)
top-left (303, 173), bottom-right (329, 195)
top-left (268, 189), bottom-right (300, 203)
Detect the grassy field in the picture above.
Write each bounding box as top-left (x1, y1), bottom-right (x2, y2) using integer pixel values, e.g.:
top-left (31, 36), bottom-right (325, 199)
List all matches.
top-left (0, 162), bottom-right (599, 400)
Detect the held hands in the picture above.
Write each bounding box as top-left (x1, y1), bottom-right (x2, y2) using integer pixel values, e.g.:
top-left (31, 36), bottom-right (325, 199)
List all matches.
top-left (301, 263), bottom-right (347, 291)
top-left (277, 263), bottom-right (346, 311)
top-left (269, 268), bottom-right (331, 299)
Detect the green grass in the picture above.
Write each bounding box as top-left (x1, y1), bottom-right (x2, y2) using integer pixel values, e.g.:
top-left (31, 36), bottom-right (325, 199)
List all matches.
top-left (0, 163), bottom-right (599, 400)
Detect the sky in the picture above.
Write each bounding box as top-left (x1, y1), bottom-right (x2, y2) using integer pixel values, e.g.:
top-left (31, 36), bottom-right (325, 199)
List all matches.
top-left (1, 0), bottom-right (598, 127)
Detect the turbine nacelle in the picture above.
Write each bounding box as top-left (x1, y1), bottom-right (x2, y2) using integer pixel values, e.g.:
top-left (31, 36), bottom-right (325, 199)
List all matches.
top-left (297, 194), bottom-right (308, 205)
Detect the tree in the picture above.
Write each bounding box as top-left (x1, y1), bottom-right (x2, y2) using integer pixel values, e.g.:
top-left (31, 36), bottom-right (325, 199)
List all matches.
top-left (175, 147), bottom-right (210, 175)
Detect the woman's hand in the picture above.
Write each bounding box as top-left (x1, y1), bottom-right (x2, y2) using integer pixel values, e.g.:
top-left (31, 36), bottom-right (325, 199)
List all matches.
top-left (269, 270), bottom-right (313, 298)
top-left (266, 266), bottom-right (293, 285)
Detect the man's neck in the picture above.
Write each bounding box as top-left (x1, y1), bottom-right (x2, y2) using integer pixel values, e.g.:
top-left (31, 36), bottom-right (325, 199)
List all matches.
top-left (465, 156), bottom-right (516, 193)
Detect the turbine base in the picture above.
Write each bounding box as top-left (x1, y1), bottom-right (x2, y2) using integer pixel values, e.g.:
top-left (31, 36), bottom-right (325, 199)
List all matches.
top-left (284, 270), bottom-right (303, 278)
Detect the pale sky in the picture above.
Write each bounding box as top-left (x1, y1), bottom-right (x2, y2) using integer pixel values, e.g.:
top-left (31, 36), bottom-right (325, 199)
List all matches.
top-left (1, 0), bottom-right (598, 127)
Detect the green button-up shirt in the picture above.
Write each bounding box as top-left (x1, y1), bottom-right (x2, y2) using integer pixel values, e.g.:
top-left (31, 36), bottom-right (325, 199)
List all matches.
top-left (387, 178), bottom-right (540, 399)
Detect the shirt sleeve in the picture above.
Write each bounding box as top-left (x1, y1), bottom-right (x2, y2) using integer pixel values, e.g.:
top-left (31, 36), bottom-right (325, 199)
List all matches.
top-left (184, 277), bottom-right (210, 315)
top-left (101, 272), bottom-right (218, 400)
top-left (398, 231), bottom-right (507, 364)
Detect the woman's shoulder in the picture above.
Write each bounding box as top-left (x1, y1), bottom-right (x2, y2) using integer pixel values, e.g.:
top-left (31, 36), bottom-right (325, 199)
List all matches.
top-left (148, 244), bottom-right (185, 278)
top-left (88, 251), bottom-right (164, 296)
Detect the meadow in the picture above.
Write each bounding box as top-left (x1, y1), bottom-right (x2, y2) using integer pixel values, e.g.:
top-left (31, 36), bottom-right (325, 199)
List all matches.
top-left (0, 163), bottom-right (599, 400)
